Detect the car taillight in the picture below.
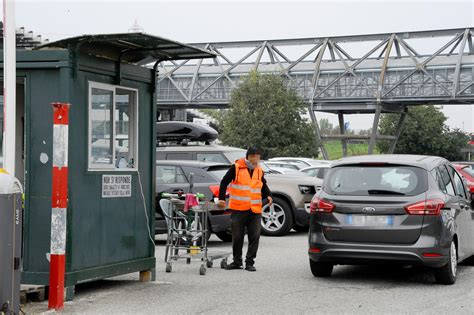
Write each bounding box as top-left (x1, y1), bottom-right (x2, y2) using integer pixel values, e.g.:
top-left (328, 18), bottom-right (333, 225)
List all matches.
top-left (422, 253), bottom-right (443, 258)
top-left (405, 199), bottom-right (445, 216)
top-left (209, 185), bottom-right (219, 197)
top-left (310, 197), bottom-right (335, 213)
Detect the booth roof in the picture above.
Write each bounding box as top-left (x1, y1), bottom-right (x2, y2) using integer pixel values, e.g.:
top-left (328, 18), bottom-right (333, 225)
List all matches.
top-left (35, 32), bottom-right (216, 65)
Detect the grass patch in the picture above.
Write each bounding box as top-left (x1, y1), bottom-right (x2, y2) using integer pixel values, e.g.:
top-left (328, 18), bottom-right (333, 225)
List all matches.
top-left (320, 140), bottom-right (380, 160)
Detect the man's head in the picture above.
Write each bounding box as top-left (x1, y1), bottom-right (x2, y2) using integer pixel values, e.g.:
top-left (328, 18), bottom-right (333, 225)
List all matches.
top-left (246, 147), bottom-right (261, 166)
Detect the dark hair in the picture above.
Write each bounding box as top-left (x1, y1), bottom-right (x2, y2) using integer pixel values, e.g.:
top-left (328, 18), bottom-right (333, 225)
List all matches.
top-left (246, 147), bottom-right (261, 158)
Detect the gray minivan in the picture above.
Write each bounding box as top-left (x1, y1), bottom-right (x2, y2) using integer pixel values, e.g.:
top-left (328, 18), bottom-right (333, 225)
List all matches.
top-left (308, 155), bottom-right (474, 284)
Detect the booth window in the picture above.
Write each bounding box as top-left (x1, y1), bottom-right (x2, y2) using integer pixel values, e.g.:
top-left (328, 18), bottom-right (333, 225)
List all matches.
top-left (89, 82), bottom-right (138, 170)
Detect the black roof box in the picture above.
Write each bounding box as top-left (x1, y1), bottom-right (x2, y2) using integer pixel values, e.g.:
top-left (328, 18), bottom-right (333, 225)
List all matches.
top-left (157, 121), bottom-right (218, 142)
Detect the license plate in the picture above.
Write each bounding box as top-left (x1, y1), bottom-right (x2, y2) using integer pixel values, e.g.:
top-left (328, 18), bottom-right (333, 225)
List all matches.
top-left (346, 215), bottom-right (393, 226)
top-left (304, 203), bottom-right (311, 213)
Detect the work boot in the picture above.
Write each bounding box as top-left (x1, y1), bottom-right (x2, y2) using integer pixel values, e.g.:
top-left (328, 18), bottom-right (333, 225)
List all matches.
top-left (245, 264), bottom-right (257, 272)
top-left (226, 261), bottom-right (243, 270)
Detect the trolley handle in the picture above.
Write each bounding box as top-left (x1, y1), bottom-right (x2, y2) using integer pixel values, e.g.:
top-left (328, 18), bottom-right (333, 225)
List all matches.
top-left (161, 192), bottom-right (206, 199)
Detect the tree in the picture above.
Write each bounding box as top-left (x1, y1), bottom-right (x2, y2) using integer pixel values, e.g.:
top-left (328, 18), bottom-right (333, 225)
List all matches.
top-left (438, 128), bottom-right (470, 161)
top-left (319, 118), bottom-right (334, 135)
top-left (377, 105), bottom-right (468, 160)
top-left (217, 71), bottom-right (319, 159)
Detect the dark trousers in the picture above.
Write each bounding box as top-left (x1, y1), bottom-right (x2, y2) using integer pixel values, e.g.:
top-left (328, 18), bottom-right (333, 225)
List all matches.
top-left (231, 210), bottom-right (262, 266)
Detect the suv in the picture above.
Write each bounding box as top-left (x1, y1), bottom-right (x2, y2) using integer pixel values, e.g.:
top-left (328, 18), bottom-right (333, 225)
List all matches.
top-left (308, 154), bottom-right (474, 284)
top-left (157, 144), bottom-right (323, 235)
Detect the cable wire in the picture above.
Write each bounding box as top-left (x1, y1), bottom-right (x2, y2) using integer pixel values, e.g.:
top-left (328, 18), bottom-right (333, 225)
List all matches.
top-left (137, 171), bottom-right (157, 246)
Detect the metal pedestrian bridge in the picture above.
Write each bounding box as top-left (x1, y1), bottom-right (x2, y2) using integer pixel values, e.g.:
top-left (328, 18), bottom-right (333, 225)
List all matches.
top-left (156, 28), bottom-right (474, 158)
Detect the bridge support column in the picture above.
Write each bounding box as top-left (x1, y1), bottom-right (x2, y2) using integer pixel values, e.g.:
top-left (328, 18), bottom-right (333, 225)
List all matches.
top-left (368, 105), bottom-right (382, 154)
top-left (338, 112), bottom-right (348, 157)
top-left (308, 104), bottom-right (329, 160)
top-left (388, 107), bottom-right (407, 154)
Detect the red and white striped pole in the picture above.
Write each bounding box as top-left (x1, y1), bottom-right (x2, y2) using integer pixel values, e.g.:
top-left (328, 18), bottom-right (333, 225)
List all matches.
top-left (48, 102), bottom-right (70, 310)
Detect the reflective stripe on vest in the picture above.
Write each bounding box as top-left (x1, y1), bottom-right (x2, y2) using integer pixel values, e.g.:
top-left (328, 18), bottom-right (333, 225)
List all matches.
top-left (229, 183), bottom-right (251, 191)
top-left (229, 195), bottom-right (251, 201)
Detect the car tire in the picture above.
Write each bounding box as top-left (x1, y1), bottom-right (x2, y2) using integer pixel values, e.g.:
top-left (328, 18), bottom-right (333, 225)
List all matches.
top-left (293, 225), bottom-right (309, 233)
top-left (309, 259), bottom-right (333, 277)
top-left (261, 197), bottom-right (293, 236)
top-left (215, 230), bottom-right (233, 242)
top-left (434, 241), bottom-right (457, 285)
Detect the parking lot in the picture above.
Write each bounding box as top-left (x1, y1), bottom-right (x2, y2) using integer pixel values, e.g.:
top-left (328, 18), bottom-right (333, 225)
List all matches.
top-left (24, 232), bottom-right (474, 314)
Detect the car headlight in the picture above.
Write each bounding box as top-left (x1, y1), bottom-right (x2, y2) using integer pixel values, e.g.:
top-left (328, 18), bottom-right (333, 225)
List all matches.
top-left (299, 185), bottom-right (316, 194)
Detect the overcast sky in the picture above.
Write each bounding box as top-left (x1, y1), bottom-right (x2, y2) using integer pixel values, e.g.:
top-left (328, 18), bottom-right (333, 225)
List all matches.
top-left (7, 0), bottom-right (474, 132)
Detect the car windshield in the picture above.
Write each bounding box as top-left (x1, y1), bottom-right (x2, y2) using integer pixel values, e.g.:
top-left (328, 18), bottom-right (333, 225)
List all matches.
top-left (324, 165), bottom-right (428, 196)
top-left (223, 150), bottom-right (246, 163)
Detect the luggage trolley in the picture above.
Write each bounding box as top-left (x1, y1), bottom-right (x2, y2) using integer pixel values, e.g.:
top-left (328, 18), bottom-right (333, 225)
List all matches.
top-left (160, 192), bottom-right (231, 275)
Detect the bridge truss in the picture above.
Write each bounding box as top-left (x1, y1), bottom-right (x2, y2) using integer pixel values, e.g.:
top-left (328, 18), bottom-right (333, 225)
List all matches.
top-left (156, 28), bottom-right (474, 158)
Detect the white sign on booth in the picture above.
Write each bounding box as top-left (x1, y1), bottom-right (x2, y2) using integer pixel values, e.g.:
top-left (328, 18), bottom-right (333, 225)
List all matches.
top-left (102, 175), bottom-right (132, 198)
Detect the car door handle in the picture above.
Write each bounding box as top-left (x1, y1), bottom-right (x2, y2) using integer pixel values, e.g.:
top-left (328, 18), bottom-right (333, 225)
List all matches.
top-left (172, 189), bottom-right (184, 194)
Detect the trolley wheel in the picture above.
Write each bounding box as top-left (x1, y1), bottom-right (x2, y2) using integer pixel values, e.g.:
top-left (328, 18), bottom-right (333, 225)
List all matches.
top-left (220, 259), bottom-right (228, 269)
top-left (206, 260), bottom-right (213, 268)
top-left (199, 265), bottom-right (206, 276)
top-left (165, 263), bottom-right (172, 273)
top-left (186, 258), bottom-right (191, 265)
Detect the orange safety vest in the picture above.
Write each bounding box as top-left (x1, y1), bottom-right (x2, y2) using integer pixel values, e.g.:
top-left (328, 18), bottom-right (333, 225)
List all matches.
top-left (228, 158), bottom-right (264, 214)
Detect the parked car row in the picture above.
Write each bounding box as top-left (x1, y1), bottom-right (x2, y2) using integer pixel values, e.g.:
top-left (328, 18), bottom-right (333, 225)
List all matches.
top-left (156, 144), bottom-right (323, 239)
top-left (154, 122), bottom-right (474, 285)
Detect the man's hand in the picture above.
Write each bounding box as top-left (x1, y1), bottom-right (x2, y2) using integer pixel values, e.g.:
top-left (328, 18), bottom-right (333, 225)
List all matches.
top-left (267, 196), bottom-right (273, 206)
top-left (217, 200), bottom-right (226, 209)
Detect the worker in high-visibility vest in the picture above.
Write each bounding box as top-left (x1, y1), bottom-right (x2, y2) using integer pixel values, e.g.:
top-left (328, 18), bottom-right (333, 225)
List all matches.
top-left (218, 147), bottom-right (272, 272)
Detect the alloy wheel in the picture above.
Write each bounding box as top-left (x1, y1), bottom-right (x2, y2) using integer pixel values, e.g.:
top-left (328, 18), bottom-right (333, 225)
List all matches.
top-left (261, 203), bottom-right (286, 232)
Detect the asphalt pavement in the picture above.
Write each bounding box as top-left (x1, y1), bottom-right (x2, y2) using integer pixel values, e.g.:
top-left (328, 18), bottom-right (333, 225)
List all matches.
top-left (24, 231), bottom-right (474, 314)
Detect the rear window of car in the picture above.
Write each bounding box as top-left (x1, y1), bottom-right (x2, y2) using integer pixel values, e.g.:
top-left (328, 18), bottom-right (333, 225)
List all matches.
top-left (207, 166), bottom-right (231, 180)
top-left (223, 151), bottom-right (246, 163)
top-left (324, 165), bottom-right (428, 196)
top-left (197, 152), bottom-right (228, 163)
top-left (166, 153), bottom-right (193, 160)
top-left (461, 166), bottom-right (474, 177)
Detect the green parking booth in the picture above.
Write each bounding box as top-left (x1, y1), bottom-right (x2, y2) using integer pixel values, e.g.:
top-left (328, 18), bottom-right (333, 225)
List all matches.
top-left (0, 33), bottom-right (214, 296)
